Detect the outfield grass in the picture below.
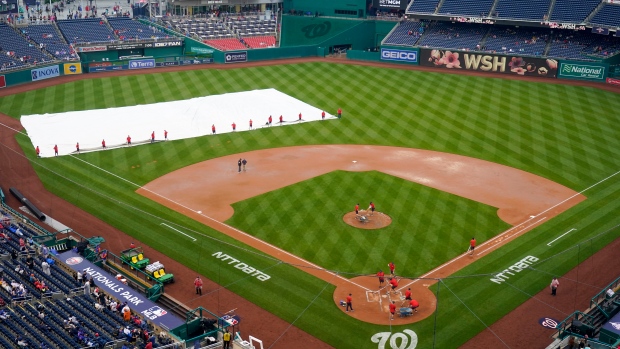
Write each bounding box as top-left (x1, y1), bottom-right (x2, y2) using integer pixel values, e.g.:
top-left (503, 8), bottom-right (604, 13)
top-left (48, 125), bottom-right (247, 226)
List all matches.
top-left (2, 62), bottom-right (620, 348)
top-left (227, 170), bottom-right (510, 276)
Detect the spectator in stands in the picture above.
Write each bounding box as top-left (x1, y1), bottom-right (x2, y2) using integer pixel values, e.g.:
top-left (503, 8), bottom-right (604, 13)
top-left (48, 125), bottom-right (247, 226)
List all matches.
top-left (0, 309), bottom-right (10, 320)
top-left (15, 334), bottom-right (27, 347)
top-left (10, 250), bottom-right (17, 263)
top-left (41, 260), bottom-right (51, 276)
top-left (77, 270), bottom-right (83, 284)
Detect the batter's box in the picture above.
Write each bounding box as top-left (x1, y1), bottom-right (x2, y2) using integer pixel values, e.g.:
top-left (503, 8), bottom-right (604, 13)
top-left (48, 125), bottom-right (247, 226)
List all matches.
top-left (366, 291), bottom-right (380, 302)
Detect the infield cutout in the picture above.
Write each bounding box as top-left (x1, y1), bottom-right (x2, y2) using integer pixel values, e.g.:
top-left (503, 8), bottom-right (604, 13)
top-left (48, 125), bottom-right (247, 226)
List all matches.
top-left (343, 211), bottom-right (392, 230)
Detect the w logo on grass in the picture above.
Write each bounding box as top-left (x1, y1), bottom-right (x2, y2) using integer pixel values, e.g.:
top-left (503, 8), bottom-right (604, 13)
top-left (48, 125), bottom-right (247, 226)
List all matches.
top-left (562, 64), bottom-right (573, 73)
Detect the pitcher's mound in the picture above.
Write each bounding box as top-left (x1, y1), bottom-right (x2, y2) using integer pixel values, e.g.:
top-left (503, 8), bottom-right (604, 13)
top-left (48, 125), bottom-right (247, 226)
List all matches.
top-left (343, 211), bottom-right (392, 230)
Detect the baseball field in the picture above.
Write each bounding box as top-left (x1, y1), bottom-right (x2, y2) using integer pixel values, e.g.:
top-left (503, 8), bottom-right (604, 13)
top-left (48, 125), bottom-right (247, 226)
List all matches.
top-left (1, 61), bottom-right (620, 348)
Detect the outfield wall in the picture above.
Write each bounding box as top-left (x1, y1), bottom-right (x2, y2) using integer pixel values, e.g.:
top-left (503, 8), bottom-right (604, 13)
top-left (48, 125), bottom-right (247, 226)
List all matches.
top-left (0, 63), bottom-right (83, 89)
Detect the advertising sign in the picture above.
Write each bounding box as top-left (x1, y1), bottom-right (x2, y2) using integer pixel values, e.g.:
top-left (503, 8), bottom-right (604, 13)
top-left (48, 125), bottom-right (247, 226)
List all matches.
top-left (420, 49), bottom-right (557, 78)
top-left (147, 41), bottom-right (183, 48)
top-left (77, 46), bottom-right (107, 52)
top-left (188, 46), bottom-right (214, 54)
top-left (558, 61), bottom-right (607, 82)
top-left (224, 51), bottom-right (248, 63)
top-left (0, 75), bottom-right (5, 89)
top-left (59, 250), bottom-right (184, 329)
top-left (374, 0), bottom-right (406, 9)
top-left (380, 48), bottom-right (418, 63)
top-left (606, 77), bottom-right (620, 86)
top-left (129, 59), bottom-right (155, 70)
top-left (90, 65), bottom-right (127, 72)
top-left (108, 43), bottom-right (146, 50)
top-left (31, 65), bottom-right (60, 81)
top-left (63, 63), bottom-right (83, 75)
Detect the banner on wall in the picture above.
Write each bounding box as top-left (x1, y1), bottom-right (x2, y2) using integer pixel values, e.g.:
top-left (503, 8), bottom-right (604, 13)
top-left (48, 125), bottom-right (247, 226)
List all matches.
top-left (77, 46), bottom-right (107, 52)
top-left (558, 61), bottom-right (607, 82)
top-left (31, 65), bottom-right (60, 81)
top-left (129, 59), bottom-right (155, 69)
top-left (0, 75), bottom-right (5, 88)
top-left (224, 51), bottom-right (247, 63)
top-left (420, 49), bottom-right (558, 78)
top-left (63, 63), bottom-right (83, 75)
top-left (380, 48), bottom-right (419, 63)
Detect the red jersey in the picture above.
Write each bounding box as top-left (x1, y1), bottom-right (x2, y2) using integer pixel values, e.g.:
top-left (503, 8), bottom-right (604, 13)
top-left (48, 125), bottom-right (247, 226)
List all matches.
top-left (346, 295), bottom-right (352, 303)
top-left (371, 203), bottom-right (375, 209)
top-left (322, 111), bottom-right (325, 118)
top-left (405, 289), bottom-right (411, 298)
top-left (470, 238), bottom-right (476, 247)
top-left (53, 145), bottom-right (58, 152)
top-left (388, 262), bottom-right (395, 273)
top-left (164, 130), bottom-right (168, 137)
top-left (102, 140), bottom-right (106, 147)
top-left (232, 123), bottom-right (236, 130)
top-left (410, 299), bottom-right (419, 308)
top-left (194, 278), bottom-right (203, 287)
top-left (389, 303), bottom-right (396, 313)
top-left (127, 136), bottom-right (131, 143)
top-left (338, 108), bottom-right (342, 114)
top-left (212, 125), bottom-right (215, 132)
top-left (249, 120), bottom-right (252, 126)
top-left (76, 143), bottom-right (79, 150)
top-left (35, 146), bottom-right (40, 154)
top-left (377, 271), bottom-right (384, 280)
top-left (390, 278), bottom-right (398, 288)
top-left (279, 115), bottom-right (283, 123)
top-left (355, 204), bottom-right (359, 211)
top-left (268, 116), bottom-right (272, 123)
top-left (298, 113), bottom-right (302, 120)
top-left (151, 132), bottom-right (155, 139)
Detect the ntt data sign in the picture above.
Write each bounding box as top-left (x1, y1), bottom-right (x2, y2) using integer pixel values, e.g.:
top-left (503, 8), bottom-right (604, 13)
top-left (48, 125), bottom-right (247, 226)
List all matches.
top-left (558, 61), bottom-right (608, 82)
top-left (380, 48), bottom-right (419, 63)
top-left (31, 65), bottom-right (60, 81)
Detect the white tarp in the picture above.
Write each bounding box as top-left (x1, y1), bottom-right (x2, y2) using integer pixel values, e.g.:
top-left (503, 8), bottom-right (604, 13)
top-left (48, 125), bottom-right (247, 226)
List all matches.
top-left (21, 88), bottom-right (335, 158)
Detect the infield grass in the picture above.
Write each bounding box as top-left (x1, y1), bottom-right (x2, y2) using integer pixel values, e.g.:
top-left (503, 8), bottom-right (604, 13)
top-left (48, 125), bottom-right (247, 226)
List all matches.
top-left (2, 62), bottom-right (620, 348)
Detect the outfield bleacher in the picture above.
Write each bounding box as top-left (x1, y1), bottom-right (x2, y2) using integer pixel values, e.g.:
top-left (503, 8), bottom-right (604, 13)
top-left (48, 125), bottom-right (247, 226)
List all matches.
top-left (548, 30), bottom-right (620, 60)
top-left (590, 4), bottom-right (620, 27)
top-left (57, 18), bottom-right (117, 44)
top-left (437, 0), bottom-right (495, 17)
top-left (484, 27), bottom-right (548, 56)
top-left (243, 36), bottom-right (276, 49)
top-left (416, 22), bottom-right (487, 51)
top-left (107, 17), bottom-right (166, 40)
top-left (383, 21), bottom-right (425, 46)
top-left (204, 38), bottom-right (246, 51)
top-left (550, 0), bottom-right (601, 23)
top-left (21, 24), bottom-right (78, 61)
top-left (407, 0), bottom-right (439, 14)
top-left (494, 0), bottom-right (551, 21)
top-left (0, 24), bottom-right (51, 67)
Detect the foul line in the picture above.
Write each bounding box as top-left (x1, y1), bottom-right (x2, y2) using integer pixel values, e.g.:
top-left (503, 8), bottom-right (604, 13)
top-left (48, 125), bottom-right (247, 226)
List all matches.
top-left (546, 228), bottom-right (576, 246)
top-left (476, 217), bottom-right (547, 256)
top-left (160, 223), bottom-right (197, 241)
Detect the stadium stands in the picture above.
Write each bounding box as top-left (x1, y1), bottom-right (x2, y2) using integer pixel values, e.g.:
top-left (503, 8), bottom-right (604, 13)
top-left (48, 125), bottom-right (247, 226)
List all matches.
top-left (417, 22), bottom-right (487, 51)
top-left (228, 16), bottom-right (277, 37)
top-left (243, 36), bottom-right (276, 49)
top-left (590, 4), bottom-right (620, 27)
top-left (483, 27), bottom-right (548, 56)
top-left (548, 30), bottom-right (620, 60)
top-left (107, 17), bottom-right (167, 40)
top-left (494, 0), bottom-right (551, 21)
top-left (21, 24), bottom-right (78, 61)
top-left (407, 0), bottom-right (439, 14)
top-left (165, 18), bottom-right (235, 40)
top-left (57, 18), bottom-right (117, 44)
top-left (437, 0), bottom-right (495, 17)
top-left (204, 38), bottom-right (247, 51)
top-left (382, 21), bottom-right (425, 46)
top-left (550, 0), bottom-right (601, 23)
top-left (0, 24), bottom-right (51, 68)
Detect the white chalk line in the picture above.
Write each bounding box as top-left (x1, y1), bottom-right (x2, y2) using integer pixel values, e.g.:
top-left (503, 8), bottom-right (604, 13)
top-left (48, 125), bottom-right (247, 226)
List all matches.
top-left (546, 228), bottom-right (576, 246)
top-left (160, 223), bottom-right (197, 241)
top-left (69, 156), bottom-right (371, 291)
top-left (476, 217), bottom-right (547, 256)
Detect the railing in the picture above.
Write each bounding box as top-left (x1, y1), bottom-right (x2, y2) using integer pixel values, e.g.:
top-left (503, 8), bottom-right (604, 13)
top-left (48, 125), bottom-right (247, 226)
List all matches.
top-left (591, 276), bottom-right (620, 318)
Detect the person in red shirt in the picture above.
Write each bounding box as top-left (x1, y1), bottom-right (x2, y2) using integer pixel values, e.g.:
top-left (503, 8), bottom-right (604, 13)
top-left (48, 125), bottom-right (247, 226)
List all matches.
top-left (35, 146), bottom-right (40, 158)
top-left (355, 203), bottom-right (360, 215)
top-left (388, 262), bottom-right (395, 276)
top-left (194, 276), bottom-right (203, 295)
top-left (389, 277), bottom-right (398, 293)
top-left (151, 131), bottom-right (155, 143)
top-left (130, 242), bottom-right (135, 249)
top-left (75, 142), bottom-right (80, 153)
top-left (377, 270), bottom-right (385, 287)
top-left (53, 144), bottom-right (58, 156)
top-left (368, 201), bottom-right (375, 216)
top-left (468, 237), bottom-right (476, 255)
top-left (321, 111), bottom-right (325, 120)
top-left (232, 122), bottom-right (236, 131)
top-left (212, 124), bottom-right (216, 134)
top-left (268, 115), bottom-right (272, 126)
top-left (127, 135), bottom-right (131, 145)
top-left (405, 288), bottom-right (412, 300)
top-left (249, 120), bottom-right (253, 130)
top-left (279, 115), bottom-right (283, 124)
top-left (409, 299), bottom-right (419, 312)
top-left (102, 139), bottom-right (106, 149)
top-left (298, 113), bottom-right (302, 121)
top-left (164, 130), bottom-right (168, 140)
top-left (337, 108), bottom-right (342, 118)
top-left (389, 301), bottom-right (396, 320)
top-left (346, 293), bottom-right (353, 312)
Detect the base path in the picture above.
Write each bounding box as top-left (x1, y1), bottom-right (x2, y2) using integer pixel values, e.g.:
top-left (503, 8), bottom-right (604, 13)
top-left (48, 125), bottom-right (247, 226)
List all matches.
top-left (138, 145), bottom-right (585, 325)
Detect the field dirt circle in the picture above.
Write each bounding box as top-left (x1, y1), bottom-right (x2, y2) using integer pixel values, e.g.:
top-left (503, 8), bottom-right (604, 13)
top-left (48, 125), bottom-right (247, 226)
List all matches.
top-left (342, 211), bottom-right (392, 230)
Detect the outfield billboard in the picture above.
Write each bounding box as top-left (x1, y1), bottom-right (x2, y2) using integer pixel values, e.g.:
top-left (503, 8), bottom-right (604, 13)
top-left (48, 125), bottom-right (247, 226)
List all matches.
top-left (129, 59), bottom-right (155, 70)
top-left (558, 61), bottom-right (608, 82)
top-left (380, 48), bottom-right (419, 64)
top-left (225, 51), bottom-right (248, 63)
top-left (0, 75), bottom-right (5, 89)
top-left (63, 62), bottom-right (83, 75)
top-left (31, 65), bottom-right (60, 81)
top-left (420, 49), bottom-right (558, 78)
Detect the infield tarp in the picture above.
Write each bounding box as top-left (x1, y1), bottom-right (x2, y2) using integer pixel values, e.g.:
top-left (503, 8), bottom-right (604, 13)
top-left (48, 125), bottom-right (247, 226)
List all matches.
top-left (59, 250), bottom-right (184, 330)
top-left (22, 89), bottom-right (335, 157)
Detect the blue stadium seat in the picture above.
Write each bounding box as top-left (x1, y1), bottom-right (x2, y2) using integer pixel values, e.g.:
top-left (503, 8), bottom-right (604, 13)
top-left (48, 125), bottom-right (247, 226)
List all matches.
top-left (590, 4), bottom-right (620, 27)
top-left (484, 27), bottom-right (549, 56)
top-left (438, 0), bottom-right (495, 17)
top-left (407, 0), bottom-right (439, 14)
top-left (0, 24), bottom-right (51, 67)
top-left (20, 24), bottom-right (78, 61)
top-left (383, 21), bottom-right (425, 46)
top-left (551, 0), bottom-right (600, 23)
top-left (417, 22), bottom-right (487, 51)
top-left (495, 0), bottom-right (551, 21)
top-left (57, 18), bottom-right (117, 44)
top-left (107, 18), bottom-right (168, 40)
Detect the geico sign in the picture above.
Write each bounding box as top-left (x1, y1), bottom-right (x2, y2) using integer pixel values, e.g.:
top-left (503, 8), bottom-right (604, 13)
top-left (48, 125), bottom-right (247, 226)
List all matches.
top-left (381, 49), bottom-right (418, 62)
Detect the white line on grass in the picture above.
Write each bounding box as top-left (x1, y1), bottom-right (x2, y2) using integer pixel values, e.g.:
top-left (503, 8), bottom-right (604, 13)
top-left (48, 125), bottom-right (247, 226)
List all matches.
top-left (546, 228), bottom-right (576, 246)
top-left (476, 217), bottom-right (547, 256)
top-left (67, 156), bottom-right (371, 291)
top-left (160, 223), bottom-right (197, 241)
